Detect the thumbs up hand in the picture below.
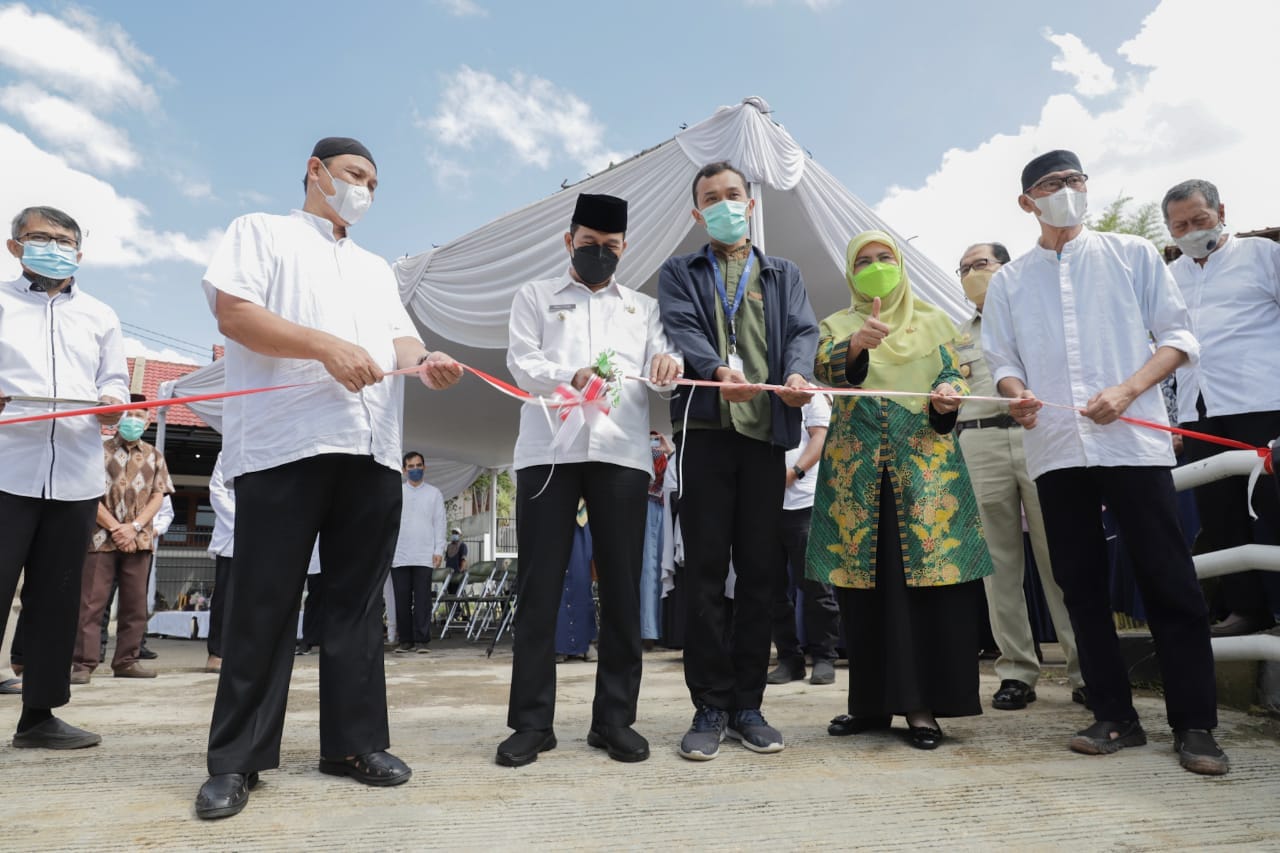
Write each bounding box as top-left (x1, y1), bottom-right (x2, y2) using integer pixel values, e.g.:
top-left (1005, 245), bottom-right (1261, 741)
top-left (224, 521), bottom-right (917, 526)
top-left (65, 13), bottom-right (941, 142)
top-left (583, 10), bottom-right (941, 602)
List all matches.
top-left (852, 296), bottom-right (890, 353)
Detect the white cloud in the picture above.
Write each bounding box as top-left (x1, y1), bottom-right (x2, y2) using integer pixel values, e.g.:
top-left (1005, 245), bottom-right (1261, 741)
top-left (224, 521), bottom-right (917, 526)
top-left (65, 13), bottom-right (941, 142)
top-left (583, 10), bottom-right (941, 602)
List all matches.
top-left (0, 124), bottom-right (222, 268)
top-left (0, 83), bottom-right (138, 172)
top-left (122, 336), bottom-right (200, 366)
top-left (874, 0), bottom-right (1280, 280)
top-left (0, 3), bottom-right (157, 110)
top-left (1044, 30), bottom-right (1117, 97)
top-left (437, 0), bottom-right (487, 16)
top-left (423, 66), bottom-right (628, 176)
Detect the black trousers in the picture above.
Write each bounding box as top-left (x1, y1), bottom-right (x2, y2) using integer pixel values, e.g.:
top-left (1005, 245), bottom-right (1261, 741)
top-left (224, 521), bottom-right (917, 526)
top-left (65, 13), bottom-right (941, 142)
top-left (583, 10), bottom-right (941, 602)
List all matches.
top-left (1181, 408), bottom-right (1280, 618)
top-left (773, 506), bottom-right (840, 664)
top-left (509, 462), bottom-right (648, 731)
top-left (677, 430), bottom-right (785, 712)
top-left (206, 454), bottom-right (402, 774)
top-left (1036, 466), bottom-right (1217, 730)
top-left (0, 491), bottom-right (98, 710)
top-left (390, 565), bottom-right (433, 645)
top-left (207, 555), bottom-right (233, 658)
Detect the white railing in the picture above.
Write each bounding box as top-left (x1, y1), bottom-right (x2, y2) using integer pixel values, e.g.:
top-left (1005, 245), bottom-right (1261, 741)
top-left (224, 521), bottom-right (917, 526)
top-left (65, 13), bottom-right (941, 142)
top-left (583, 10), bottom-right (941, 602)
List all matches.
top-left (1173, 449), bottom-right (1280, 662)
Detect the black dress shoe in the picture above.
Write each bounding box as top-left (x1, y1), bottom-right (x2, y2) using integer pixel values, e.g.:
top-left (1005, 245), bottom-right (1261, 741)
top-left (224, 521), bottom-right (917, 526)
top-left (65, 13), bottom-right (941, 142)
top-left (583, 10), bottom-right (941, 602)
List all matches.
top-left (1071, 687), bottom-right (1091, 709)
top-left (195, 772), bottom-right (259, 820)
top-left (992, 679), bottom-right (1037, 710)
top-left (827, 714), bottom-right (891, 737)
top-left (496, 729), bottom-right (557, 767)
top-left (11, 716), bottom-right (101, 750)
top-left (318, 751), bottom-right (412, 786)
top-left (138, 645), bottom-right (158, 660)
top-left (587, 724), bottom-right (650, 762)
top-left (907, 725), bottom-right (944, 750)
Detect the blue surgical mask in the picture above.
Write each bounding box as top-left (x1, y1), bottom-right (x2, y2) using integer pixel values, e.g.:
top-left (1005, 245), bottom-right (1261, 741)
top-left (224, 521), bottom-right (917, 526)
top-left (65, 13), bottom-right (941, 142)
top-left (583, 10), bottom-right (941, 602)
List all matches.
top-left (407, 468), bottom-right (424, 483)
top-left (117, 416), bottom-right (146, 442)
top-left (700, 199), bottom-right (750, 244)
top-left (21, 241), bottom-right (79, 280)
top-left (450, 533), bottom-right (460, 542)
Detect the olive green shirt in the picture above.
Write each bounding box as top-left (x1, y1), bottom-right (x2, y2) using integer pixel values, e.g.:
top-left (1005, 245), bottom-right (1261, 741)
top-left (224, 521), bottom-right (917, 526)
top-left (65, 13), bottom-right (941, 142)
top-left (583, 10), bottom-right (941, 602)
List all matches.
top-left (681, 246), bottom-right (772, 443)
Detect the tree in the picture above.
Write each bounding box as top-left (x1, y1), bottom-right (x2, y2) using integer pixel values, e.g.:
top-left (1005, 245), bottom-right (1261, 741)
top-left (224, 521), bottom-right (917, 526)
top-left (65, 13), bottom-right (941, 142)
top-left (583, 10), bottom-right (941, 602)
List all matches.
top-left (1089, 194), bottom-right (1168, 246)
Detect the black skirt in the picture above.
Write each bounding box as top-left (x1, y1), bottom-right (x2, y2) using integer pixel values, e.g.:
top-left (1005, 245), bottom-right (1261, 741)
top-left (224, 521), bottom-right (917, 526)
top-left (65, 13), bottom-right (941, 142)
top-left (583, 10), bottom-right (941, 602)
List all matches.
top-left (839, 469), bottom-right (984, 718)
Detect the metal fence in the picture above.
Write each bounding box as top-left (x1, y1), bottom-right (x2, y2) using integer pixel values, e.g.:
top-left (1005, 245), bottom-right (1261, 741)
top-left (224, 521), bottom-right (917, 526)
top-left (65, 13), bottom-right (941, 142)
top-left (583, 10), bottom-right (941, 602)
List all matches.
top-left (154, 530), bottom-right (215, 612)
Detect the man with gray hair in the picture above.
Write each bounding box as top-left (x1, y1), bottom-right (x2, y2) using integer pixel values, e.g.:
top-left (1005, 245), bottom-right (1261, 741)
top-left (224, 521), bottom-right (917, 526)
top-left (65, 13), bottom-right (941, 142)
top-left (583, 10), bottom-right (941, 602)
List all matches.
top-left (0, 205), bottom-right (129, 749)
top-left (1162, 178), bottom-right (1280, 637)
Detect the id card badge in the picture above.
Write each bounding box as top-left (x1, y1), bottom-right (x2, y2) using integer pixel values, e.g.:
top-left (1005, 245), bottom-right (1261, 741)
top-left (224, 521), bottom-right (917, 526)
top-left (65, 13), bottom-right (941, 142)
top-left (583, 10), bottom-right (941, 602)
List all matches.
top-left (728, 353), bottom-right (745, 373)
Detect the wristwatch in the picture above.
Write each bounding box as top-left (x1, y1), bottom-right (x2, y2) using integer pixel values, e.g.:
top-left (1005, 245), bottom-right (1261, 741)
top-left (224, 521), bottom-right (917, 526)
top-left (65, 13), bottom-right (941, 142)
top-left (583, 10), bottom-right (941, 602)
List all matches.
top-left (131, 521), bottom-right (143, 532)
top-left (792, 465), bottom-right (806, 480)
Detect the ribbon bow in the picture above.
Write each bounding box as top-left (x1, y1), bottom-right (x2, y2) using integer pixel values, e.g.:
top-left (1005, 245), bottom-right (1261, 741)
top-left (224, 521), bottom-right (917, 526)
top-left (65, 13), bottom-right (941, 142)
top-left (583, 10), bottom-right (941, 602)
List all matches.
top-left (550, 373), bottom-right (617, 451)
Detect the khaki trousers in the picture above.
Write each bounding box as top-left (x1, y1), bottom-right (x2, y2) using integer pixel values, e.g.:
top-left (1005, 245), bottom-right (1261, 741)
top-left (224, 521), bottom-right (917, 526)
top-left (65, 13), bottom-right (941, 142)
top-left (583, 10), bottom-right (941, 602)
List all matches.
top-left (959, 426), bottom-right (1082, 688)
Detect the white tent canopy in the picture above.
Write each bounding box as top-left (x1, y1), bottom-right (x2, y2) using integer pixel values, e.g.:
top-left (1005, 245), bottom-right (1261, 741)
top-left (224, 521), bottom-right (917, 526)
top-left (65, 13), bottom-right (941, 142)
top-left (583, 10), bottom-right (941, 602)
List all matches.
top-left (393, 96), bottom-right (968, 466)
top-left (163, 97), bottom-right (968, 473)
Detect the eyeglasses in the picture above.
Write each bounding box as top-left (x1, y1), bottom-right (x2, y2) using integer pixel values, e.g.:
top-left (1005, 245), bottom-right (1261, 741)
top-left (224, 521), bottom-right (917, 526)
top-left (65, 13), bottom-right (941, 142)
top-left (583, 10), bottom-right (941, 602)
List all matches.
top-left (19, 232), bottom-right (79, 251)
top-left (1028, 173), bottom-right (1088, 195)
top-left (956, 258), bottom-right (1000, 277)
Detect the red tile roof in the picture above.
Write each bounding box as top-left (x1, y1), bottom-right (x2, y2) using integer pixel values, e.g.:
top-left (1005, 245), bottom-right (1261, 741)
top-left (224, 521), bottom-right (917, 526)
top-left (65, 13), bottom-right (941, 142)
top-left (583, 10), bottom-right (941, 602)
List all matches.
top-left (127, 357), bottom-right (209, 428)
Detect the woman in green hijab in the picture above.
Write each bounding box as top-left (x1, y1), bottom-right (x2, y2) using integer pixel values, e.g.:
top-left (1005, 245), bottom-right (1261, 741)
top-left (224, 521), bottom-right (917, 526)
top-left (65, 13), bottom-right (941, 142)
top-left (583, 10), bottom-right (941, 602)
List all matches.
top-left (806, 230), bottom-right (993, 750)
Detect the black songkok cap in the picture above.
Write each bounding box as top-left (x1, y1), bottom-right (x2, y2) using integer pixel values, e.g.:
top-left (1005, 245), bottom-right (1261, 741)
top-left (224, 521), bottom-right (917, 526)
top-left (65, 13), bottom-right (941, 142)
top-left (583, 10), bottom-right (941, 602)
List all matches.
top-left (1021, 149), bottom-right (1082, 192)
top-left (129, 393), bottom-right (147, 403)
top-left (311, 137), bottom-right (376, 169)
top-left (571, 193), bottom-right (628, 233)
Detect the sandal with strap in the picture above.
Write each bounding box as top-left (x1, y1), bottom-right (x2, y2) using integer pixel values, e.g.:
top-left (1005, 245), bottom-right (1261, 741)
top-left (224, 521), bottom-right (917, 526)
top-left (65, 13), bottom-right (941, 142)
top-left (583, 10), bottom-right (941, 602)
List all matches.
top-left (318, 750), bottom-right (412, 786)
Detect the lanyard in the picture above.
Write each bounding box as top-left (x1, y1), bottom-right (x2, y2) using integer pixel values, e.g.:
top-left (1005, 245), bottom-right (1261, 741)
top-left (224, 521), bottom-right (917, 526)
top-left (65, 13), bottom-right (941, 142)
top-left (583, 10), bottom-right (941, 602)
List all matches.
top-left (706, 245), bottom-right (754, 355)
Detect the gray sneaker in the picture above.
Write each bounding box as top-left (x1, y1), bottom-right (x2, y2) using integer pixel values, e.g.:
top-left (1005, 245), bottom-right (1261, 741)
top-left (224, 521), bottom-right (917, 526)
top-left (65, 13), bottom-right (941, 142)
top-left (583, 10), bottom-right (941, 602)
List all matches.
top-left (727, 709), bottom-right (785, 753)
top-left (678, 706), bottom-right (728, 761)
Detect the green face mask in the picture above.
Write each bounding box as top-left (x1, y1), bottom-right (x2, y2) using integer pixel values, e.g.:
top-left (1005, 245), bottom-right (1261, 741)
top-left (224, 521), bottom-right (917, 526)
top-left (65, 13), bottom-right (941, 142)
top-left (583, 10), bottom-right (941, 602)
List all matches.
top-left (852, 262), bottom-right (901, 298)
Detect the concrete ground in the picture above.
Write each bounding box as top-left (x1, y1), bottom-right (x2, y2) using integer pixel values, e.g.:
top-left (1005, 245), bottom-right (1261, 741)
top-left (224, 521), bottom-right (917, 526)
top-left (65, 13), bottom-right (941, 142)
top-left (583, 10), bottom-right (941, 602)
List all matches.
top-left (1, 637), bottom-right (1278, 852)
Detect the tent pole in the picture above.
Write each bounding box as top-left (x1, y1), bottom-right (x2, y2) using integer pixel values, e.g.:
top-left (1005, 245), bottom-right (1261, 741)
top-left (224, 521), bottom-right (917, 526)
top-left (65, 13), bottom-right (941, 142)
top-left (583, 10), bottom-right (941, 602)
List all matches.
top-left (749, 181), bottom-right (765, 253)
top-left (489, 468), bottom-right (499, 561)
top-left (155, 406), bottom-right (167, 458)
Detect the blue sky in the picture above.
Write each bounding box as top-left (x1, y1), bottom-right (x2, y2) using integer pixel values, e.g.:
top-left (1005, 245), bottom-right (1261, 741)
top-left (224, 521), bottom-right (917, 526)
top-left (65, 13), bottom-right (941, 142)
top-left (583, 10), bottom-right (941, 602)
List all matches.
top-left (3, 0), bottom-right (1275, 363)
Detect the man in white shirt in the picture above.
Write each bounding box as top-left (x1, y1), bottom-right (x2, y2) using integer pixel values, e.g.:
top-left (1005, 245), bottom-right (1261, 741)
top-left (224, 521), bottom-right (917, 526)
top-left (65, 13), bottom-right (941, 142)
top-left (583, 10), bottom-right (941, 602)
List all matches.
top-left (390, 451), bottom-right (447, 653)
top-left (500, 193), bottom-right (680, 768)
top-left (194, 137), bottom-right (463, 819)
top-left (0, 205), bottom-right (128, 750)
top-left (767, 393), bottom-right (840, 687)
top-left (983, 150), bottom-right (1226, 776)
top-left (1162, 178), bottom-right (1280, 638)
top-left (954, 242), bottom-right (1084, 712)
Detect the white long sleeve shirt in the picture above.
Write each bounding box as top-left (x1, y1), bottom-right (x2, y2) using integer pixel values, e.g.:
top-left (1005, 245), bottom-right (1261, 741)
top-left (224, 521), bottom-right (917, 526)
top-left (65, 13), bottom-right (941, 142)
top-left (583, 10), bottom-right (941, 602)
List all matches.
top-left (207, 452), bottom-right (235, 558)
top-left (982, 228), bottom-right (1199, 480)
top-left (507, 272), bottom-right (679, 475)
top-left (392, 479), bottom-right (447, 567)
top-left (0, 277), bottom-right (130, 501)
top-left (783, 393), bottom-right (830, 511)
top-left (1169, 235), bottom-right (1280, 423)
top-left (201, 210), bottom-right (421, 482)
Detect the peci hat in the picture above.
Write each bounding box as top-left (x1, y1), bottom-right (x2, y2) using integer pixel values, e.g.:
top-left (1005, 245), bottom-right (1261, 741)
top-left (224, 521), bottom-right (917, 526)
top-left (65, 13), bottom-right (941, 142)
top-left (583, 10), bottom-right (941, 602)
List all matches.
top-left (571, 193), bottom-right (628, 233)
top-left (1020, 149), bottom-right (1082, 193)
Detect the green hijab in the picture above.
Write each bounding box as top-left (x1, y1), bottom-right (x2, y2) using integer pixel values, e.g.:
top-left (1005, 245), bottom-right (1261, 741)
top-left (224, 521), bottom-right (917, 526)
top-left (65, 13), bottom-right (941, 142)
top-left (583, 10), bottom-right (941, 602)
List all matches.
top-left (818, 230), bottom-right (958, 413)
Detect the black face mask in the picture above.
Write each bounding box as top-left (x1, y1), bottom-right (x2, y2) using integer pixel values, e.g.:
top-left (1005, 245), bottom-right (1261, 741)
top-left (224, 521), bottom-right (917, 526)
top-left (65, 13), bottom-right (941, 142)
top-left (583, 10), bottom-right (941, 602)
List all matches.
top-left (570, 244), bottom-right (619, 285)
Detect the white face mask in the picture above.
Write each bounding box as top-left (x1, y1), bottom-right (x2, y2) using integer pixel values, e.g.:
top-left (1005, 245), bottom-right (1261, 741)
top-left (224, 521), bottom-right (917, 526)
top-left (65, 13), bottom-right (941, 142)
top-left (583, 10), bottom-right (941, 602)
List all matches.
top-left (319, 162), bottom-right (372, 225)
top-left (1033, 187), bottom-right (1088, 228)
top-left (1173, 222), bottom-right (1225, 259)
